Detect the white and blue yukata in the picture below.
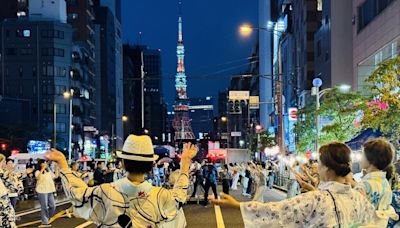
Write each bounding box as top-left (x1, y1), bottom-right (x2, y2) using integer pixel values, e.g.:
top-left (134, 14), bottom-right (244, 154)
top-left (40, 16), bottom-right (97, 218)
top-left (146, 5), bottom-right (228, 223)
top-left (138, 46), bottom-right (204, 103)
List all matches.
top-left (355, 171), bottom-right (399, 227)
top-left (0, 169), bottom-right (17, 228)
top-left (240, 181), bottom-right (375, 228)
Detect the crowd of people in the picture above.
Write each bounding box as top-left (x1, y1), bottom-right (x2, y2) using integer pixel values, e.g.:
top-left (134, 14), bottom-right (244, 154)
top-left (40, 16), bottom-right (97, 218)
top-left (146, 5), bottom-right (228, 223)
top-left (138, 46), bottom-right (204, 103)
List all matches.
top-left (1, 135), bottom-right (400, 227)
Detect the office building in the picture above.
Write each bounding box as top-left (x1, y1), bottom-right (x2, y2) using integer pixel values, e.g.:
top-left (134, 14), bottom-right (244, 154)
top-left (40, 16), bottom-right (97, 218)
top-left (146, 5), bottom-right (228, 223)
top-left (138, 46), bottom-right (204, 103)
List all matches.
top-left (353, 0), bottom-right (400, 92)
top-left (188, 97), bottom-right (214, 139)
top-left (0, 19), bottom-right (73, 150)
top-left (314, 0), bottom-right (353, 89)
top-left (94, 1), bottom-right (124, 150)
top-left (122, 44), bottom-right (167, 145)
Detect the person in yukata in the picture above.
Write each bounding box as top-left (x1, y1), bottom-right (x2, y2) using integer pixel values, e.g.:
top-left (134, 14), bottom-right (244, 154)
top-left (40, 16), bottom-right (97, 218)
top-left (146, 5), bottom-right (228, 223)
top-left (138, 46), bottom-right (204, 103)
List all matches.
top-left (45, 135), bottom-right (197, 228)
top-left (212, 142), bottom-right (376, 228)
top-left (347, 138), bottom-right (399, 227)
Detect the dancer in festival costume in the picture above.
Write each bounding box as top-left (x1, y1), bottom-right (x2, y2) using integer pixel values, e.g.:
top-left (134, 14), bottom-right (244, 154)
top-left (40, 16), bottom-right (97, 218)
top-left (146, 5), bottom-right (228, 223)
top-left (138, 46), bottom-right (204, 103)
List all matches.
top-left (46, 135), bottom-right (197, 228)
top-left (0, 154), bottom-right (17, 228)
top-left (212, 142), bottom-right (375, 227)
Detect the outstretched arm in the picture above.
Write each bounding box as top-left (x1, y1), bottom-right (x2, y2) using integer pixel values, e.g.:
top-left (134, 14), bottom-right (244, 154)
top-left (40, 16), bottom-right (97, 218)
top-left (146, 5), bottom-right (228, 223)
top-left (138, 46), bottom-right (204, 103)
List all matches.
top-left (46, 150), bottom-right (127, 227)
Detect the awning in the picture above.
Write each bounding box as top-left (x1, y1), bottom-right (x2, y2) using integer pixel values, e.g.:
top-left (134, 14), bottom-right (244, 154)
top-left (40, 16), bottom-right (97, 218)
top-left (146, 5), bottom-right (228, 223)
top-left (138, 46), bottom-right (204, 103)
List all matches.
top-left (346, 128), bottom-right (382, 150)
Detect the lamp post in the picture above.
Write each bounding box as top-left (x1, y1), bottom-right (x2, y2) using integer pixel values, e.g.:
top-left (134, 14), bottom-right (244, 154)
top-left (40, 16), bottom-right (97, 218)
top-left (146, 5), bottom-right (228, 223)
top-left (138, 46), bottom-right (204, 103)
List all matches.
top-left (312, 79), bottom-right (351, 151)
top-left (111, 115), bottom-right (128, 159)
top-left (63, 90), bottom-right (73, 163)
top-left (239, 22), bottom-right (286, 155)
top-left (221, 116), bottom-right (228, 148)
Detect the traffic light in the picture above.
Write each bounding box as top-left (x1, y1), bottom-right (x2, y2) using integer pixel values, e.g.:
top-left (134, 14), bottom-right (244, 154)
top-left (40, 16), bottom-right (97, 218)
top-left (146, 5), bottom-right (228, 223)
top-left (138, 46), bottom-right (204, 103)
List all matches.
top-left (234, 100), bottom-right (241, 113)
top-left (1, 143), bottom-right (7, 151)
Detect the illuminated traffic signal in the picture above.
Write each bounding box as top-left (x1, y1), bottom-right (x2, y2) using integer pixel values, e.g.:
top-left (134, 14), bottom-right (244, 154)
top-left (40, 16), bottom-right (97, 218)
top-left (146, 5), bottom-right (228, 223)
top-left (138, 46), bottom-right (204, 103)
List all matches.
top-left (1, 143), bottom-right (7, 151)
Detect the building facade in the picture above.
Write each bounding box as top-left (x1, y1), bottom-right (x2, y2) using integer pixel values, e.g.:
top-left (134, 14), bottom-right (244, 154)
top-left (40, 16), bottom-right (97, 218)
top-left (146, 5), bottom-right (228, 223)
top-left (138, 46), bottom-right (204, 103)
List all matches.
top-left (188, 97), bottom-right (214, 140)
top-left (94, 1), bottom-right (124, 151)
top-left (353, 0), bottom-right (400, 92)
top-left (0, 19), bottom-right (73, 150)
top-left (314, 0), bottom-right (353, 89)
top-left (122, 44), bottom-right (167, 145)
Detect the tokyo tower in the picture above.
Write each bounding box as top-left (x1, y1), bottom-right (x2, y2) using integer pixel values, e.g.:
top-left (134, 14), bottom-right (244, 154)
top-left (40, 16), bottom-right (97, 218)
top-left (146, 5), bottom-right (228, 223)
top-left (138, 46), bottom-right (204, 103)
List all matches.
top-left (173, 1), bottom-right (195, 140)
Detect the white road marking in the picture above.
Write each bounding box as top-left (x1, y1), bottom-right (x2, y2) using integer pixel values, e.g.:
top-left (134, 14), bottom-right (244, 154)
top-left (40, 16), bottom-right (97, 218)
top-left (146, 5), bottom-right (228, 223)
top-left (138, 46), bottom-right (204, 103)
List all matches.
top-left (16, 200), bottom-right (70, 217)
top-left (75, 221), bottom-right (94, 228)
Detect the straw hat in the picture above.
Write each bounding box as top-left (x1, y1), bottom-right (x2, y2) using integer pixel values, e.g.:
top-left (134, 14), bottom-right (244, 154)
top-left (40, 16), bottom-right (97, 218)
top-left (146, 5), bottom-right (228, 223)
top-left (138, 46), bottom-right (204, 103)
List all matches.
top-left (116, 135), bottom-right (158, 162)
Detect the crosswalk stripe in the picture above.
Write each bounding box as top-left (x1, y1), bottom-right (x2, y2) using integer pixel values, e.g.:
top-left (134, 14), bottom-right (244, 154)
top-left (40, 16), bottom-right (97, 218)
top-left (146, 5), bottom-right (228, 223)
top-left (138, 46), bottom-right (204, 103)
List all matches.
top-left (214, 196), bottom-right (225, 228)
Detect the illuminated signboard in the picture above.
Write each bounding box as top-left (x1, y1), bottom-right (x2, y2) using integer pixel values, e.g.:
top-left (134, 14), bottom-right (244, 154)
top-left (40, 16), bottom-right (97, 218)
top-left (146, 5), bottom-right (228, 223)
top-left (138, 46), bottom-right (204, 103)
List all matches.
top-left (27, 140), bottom-right (50, 154)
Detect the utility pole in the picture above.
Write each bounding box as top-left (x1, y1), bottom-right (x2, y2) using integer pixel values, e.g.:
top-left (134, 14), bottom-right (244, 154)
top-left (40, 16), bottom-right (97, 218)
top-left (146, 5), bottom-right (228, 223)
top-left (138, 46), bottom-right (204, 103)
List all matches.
top-left (277, 38), bottom-right (285, 155)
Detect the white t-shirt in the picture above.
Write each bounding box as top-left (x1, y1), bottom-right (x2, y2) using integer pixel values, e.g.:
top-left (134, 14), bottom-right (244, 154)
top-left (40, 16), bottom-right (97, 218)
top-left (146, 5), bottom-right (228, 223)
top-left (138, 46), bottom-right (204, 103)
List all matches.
top-left (35, 170), bottom-right (56, 193)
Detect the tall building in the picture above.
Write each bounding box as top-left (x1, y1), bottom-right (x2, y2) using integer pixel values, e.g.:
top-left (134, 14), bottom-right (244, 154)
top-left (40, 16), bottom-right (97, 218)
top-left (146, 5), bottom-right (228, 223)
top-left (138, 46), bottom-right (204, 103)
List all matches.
top-left (122, 44), bottom-right (167, 145)
top-left (172, 10), bottom-right (195, 141)
top-left (94, 0), bottom-right (124, 150)
top-left (66, 0), bottom-right (97, 156)
top-left (188, 97), bottom-right (214, 139)
top-left (0, 19), bottom-right (73, 150)
top-left (123, 44), bottom-right (167, 143)
top-left (353, 0), bottom-right (400, 92)
top-left (292, 0), bottom-right (322, 107)
top-left (0, 0), bottom-right (28, 21)
top-left (258, 0), bottom-right (273, 129)
top-left (314, 0), bottom-right (353, 89)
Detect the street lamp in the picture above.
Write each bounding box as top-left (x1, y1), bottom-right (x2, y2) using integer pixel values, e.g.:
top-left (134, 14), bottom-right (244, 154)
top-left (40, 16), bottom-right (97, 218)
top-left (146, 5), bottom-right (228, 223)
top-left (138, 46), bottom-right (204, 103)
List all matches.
top-left (221, 116), bottom-right (228, 122)
top-left (144, 129), bottom-right (149, 134)
top-left (239, 21), bottom-right (286, 155)
top-left (312, 79), bottom-right (351, 151)
top-left (63, 90), bottom-right (73, 163)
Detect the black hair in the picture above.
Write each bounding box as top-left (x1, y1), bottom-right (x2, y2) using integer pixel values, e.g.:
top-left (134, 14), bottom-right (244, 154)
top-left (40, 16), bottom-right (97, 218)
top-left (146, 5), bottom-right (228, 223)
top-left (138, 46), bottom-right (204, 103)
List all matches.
top-left (37, 159), bottom-right (49, 172)
top-left (363, 138), bottom-right (395, 181)
top-left (123, 159), bottom-right (153, 174)
top-left (70, 162), bottom-right (77, 168)
top-left (261, 163), bottom-right (266, 169)
top-left (319, 142), bottom-right (352, 177)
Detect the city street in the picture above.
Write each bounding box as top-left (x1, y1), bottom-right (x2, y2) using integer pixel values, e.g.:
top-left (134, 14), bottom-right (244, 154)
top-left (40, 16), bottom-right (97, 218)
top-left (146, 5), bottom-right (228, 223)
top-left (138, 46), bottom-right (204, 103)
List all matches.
top-left (16, 187), bottom-right (286, 228)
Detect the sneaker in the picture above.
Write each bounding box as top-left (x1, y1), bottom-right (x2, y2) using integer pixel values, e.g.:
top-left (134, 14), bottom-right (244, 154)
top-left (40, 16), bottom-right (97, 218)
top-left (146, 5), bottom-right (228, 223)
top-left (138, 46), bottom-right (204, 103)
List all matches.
top-left (38, 224), bottom-right (52, 228)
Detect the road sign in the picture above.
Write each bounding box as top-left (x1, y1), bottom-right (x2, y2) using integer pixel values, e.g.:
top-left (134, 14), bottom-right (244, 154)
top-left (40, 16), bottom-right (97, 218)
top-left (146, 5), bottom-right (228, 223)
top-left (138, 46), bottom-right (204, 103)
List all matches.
top-left (229, 91), bottom-right (249, 100)
top-left (312, 78), bottom-right (322, 88)
top-left (231, 131), bottom-right (242, 137)
top-left (249, 96), bottom-right (259, 109)
top-left (288, 108), bottom-right (298, 121)
top-left (83, 126), bottom-right (97, 132)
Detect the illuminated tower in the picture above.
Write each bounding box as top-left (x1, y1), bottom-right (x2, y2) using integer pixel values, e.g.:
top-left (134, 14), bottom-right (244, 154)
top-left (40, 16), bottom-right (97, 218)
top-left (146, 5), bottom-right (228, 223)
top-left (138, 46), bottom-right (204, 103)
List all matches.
top-left (173, 1), bottom-right (195, 140)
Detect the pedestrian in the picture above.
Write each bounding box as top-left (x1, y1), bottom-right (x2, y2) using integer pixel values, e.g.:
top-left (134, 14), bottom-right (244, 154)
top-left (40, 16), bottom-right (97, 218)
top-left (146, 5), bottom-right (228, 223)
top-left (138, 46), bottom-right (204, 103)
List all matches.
top-left (152, 163), bottom-right (161, 186)
top-left (93, 161), bottom-right (106, 185)
top-left (287, 160), bottom-right (300, 198)
top-left (245, 163), bottom-right (254, 197)
top-left (114, 160), bottom-right (127, 181)
top-left (212, 142), bottom-right (376, 227)
top-left (347, 138), bottom-right (399, 227)
top-left (104, 162), bottom-right (115, 183)
top-left (267, 161), bottom-right (277, 190)
top-left (221, 164), bottom-right (231, 194)
top-left (230, 163), bottom-right (240, 190)
top-left (5, 159), bottom-right (25, 208)
top-left (46, 135), bottom-right (198, 227)
top-left (190, 160), bottom-right (204, 199)
top-left (35, 159), bottom-right (59, 227)
top-left (0, 154), bottom-right (17, 228)
top-left (252, 163), bottom-right (268, 202)
top-left (241, 165), bottom-right (250, 196)
top-left (203, 159), bottom-right (218, 206)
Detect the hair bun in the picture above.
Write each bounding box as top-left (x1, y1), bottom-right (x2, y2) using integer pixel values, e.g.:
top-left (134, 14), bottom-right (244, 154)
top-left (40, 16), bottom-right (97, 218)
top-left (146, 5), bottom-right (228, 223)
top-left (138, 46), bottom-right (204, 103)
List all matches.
top-left (335, 163), bottom-right (351, 177)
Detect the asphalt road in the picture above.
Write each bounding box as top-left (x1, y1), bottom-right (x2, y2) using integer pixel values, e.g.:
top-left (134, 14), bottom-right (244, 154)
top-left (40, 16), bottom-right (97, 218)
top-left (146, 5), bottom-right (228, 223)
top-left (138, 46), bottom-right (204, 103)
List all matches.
top-left (17, 187), bottom-right (286, 228)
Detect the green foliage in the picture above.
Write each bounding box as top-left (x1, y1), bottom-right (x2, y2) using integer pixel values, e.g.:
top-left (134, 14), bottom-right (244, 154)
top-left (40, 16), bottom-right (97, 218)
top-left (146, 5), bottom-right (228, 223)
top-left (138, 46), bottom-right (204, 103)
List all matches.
top-left (294, 89), bottom-right (364, 154)
top-left (362, 56), bottom-right (400, 150)
top-left (248, 130), bottom-right (276, 154)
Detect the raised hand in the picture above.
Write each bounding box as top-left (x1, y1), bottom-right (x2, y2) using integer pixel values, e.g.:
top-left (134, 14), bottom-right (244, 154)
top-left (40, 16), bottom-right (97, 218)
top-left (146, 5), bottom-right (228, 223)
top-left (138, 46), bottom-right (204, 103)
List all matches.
top-left (211, 193), bottom-right (240, 209)
top-left (44, 149), bottom-right (69, 170)
top-left (181, 143), bottom-right (198, 161)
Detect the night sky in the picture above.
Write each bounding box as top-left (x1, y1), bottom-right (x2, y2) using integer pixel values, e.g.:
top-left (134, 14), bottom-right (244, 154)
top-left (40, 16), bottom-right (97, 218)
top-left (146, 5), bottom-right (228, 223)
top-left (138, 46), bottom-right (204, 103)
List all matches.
top-left (122, 0), bottom-right (258, 109)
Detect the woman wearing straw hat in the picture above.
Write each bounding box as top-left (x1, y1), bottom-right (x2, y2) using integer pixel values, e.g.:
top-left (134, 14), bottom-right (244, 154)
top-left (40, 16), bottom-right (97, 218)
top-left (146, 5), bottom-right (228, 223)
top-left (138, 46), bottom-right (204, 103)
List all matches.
top-left (46, 134), bottom-right (198, 228)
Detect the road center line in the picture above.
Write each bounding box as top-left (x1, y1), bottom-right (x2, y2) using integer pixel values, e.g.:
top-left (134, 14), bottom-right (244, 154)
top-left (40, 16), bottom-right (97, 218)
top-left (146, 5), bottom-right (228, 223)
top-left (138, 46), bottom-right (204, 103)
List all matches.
top-left (214, 196), bottom-right (225, 228)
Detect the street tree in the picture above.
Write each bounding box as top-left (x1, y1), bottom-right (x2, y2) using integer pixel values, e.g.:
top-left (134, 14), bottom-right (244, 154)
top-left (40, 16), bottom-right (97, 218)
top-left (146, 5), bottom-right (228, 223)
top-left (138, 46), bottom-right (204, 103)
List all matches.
top-left (361, 56), bottom-right (400, 150)
top-left (294, 89), bottom-right (364, 154)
